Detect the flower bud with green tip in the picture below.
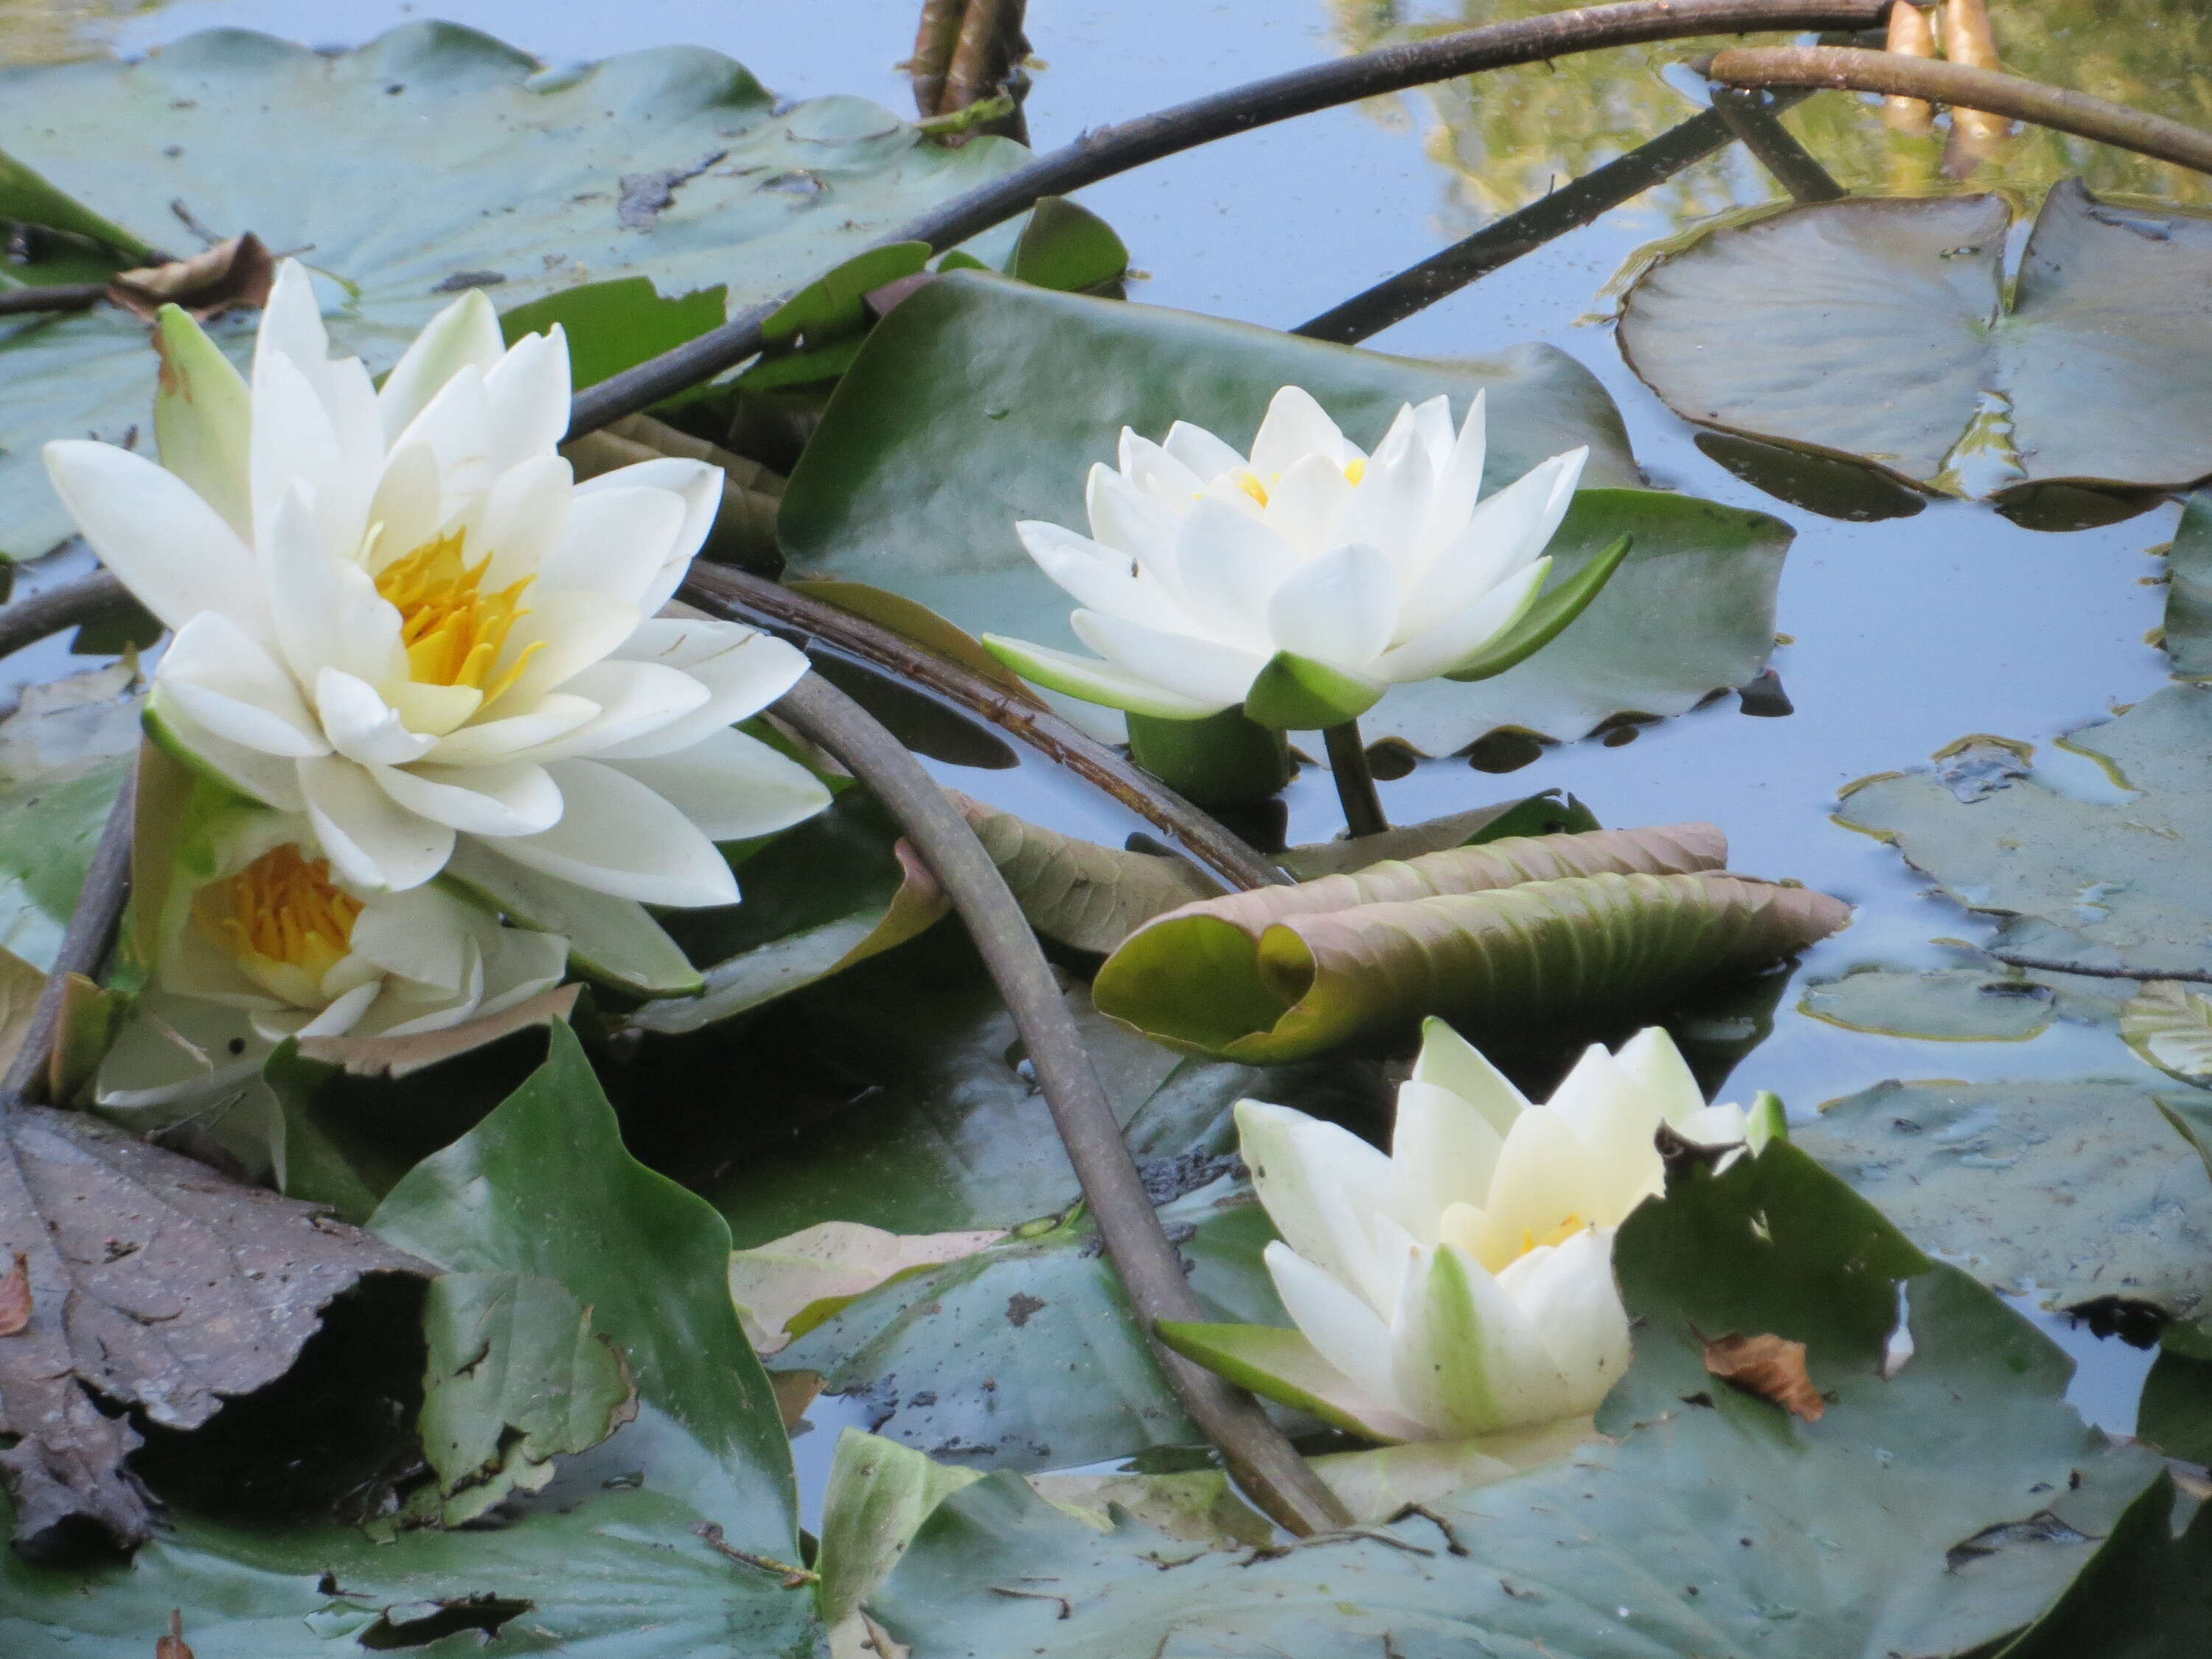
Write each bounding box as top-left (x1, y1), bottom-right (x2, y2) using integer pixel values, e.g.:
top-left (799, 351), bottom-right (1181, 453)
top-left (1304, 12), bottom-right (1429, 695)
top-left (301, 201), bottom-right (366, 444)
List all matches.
top-left (1160, 1019), bottom-right (1784, 1442)
top-left (981, 386), bottom-right (1619, 728)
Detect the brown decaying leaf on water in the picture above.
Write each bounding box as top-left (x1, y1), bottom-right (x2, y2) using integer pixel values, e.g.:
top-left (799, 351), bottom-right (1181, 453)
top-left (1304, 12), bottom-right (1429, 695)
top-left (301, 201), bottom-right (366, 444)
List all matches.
top-left (155, 1610), bottom-right (195, 1659)
top-left (1700, 1329), bottom-right (1827, 1422)
top-left (106, 232), bottom-right (275, 321)
top-left (0, 1105), bottom-right (429, 1555)
top-left (0, 1250), bottom-right (29, 1336)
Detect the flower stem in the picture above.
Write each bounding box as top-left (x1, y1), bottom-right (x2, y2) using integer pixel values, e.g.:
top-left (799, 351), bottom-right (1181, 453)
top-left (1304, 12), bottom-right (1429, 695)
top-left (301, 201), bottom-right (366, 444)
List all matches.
top-left (1323, 720), bottom-right (1389, 839)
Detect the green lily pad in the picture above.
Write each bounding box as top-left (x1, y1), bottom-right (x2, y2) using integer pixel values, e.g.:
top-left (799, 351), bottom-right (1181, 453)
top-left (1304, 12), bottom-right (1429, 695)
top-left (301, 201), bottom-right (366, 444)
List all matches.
top-left (780, 1181), bottom-right (1288, 1473)
top-left (1798, 967), bottom-right (2056, 1042)
top-left (1798, 1077), bottom-right (2212, 1318)
top-left (1619, 181), bottom-right (2212, 499)
top-left (1835, 687), bottom-right (2212, 980)
top-left (2160, 491), bottom-right (2212, 678)
top-left (0, 751), bottom-right (125, 973)
top-left (867, 1143), bottom-right (2164, 1656)
top-left (370, 1024), bottom-right (801, 1540)
top-left (778, 272), bottom-right (1792, 754)
top-left (1989, 1473), bottom-right (2212, 1658)
top-left (0, 21), bottom-right (1029, 559)
top-left (1091, 824), bottom-right (1849, 1062)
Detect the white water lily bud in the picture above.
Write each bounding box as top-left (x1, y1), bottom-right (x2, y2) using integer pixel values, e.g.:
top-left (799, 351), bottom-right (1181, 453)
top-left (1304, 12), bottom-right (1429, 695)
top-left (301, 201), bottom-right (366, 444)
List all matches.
top-left (982, 386), bottom-right (1603, 729)
top-left (97, 815), bottom-right (571, 1110)
top-left (1183, 1020), bottom-right (1781, 1442)
top-left (46, 260), bottom-right (830, 906)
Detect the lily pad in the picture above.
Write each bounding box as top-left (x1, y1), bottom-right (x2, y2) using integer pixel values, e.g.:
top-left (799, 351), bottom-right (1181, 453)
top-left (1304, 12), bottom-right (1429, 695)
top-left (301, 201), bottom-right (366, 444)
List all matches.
top-left (1797, 1077), bottom-right (2212, 1319)
top-left (2160, 491), bottom-right (2212, 678)
top-left (779, 1180), bottom-right (1288, 1473)
top-left (0, 21), bottom-right (1029, 558)
top-left (1835, 687), bottom-right (2212, 980)
top-left (1620, 181), bottom-right (2212, 499)
top-left (868, 1143), bottom-right (2164, 1656)
top-left (1798, 967), bottom-right (2056, 1042)
top-left (779, 274), bottom-right (1795, 754)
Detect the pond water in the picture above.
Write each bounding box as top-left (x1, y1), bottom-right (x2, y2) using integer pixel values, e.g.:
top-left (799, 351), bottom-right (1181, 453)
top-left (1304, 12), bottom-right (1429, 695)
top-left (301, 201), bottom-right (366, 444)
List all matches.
top-left (4, 0), bottom-right (2198, 1463)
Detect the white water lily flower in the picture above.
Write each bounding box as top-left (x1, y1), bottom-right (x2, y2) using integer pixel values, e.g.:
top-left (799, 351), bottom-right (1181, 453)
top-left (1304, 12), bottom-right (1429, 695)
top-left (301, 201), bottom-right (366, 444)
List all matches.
top-left (98, 820), bottom-right (571, 1111)
top-left (982, 386), bottom-right (1606, 728)
top-left (1166, 1019), bottom-right (1781, 1442)
top-left (45, 260), bottom-right (830, 906)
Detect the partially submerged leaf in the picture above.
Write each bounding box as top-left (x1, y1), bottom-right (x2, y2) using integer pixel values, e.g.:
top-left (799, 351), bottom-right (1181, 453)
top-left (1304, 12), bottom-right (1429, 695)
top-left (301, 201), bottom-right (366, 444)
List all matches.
top-left (1989, 1473), bottom-right (2212, 1658)
top-left (727, 1220), bottom-right (1004, 1354)
top-left (1092, 824), bottom-right (1849, 1061)
top-left (2123, 981), bottom-right (2212, 1081)
top-left (1620, 181), bottom-right (2212, 498)
top-left (1798, 1077), bottom-right (2212, 1317)
top-left (0, 1105), bottom-right (427, 1554)
top-left (815, 1430), bottom-right (987, 1630)
top-left (1798, 966), bottom-right (2054, 1042)
top-left (411, 1271), bottom-right (638, 1526)
top-left (1700, 1330), bottom-right (1825, 1421)
top-left (953, 793), bottom-right (1220, 954)
top-left (0, 947), bottom-right (41, 1077)
top-left (296, 982), bottom-right (580, 1079)
top-left (1276, 790), bottom-right (1596, 880)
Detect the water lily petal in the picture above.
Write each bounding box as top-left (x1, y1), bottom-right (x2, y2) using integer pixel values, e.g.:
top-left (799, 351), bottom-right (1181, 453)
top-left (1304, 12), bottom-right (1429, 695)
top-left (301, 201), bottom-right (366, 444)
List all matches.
top-left (481, 589), bottom-right (644, 713)
top-left (1336, 428), bottom-right (1434, 578)
top-left (476, 453), bottom-right (574, 589)
top-left (387, 682), bottom-right (484, 740)
top-left (1409, 394), bottom-right (1458, 477)
top-left (346, 883), bottom-right (479, 992)
top-left (260, 483), bottom-right (348, 687)
top-left (390, 363), bottom-right (494, 507)
top-left (981, 635), bottom-right (1224, 719)
top-left (1410, 1015), bottom-right (1528, 1138)
top-left (1071, 608), bottom-right (1267, 709)
top-left (1614, 1026), bottom-right (1710, 1124)
top-left (1422, 391), bottom-right (1487, 556)
top-left (486, 758), bottom-right (739, 906)
top-left (538, 484), bottom-right (686, 606)
top-left (152, 305), bottom-right (254, 540)
top-left (1018, 520), bottom-right (1187, 632)
top-left (1391, 1243), bottom-right (1571, 1439)
top-left (1161, 419), bottom-right (1248, 483)
top-left (378, 288), bottom-right (504, 443)
top-left (1119, 431), bottom-right (1207, 505)
top-left (1374, 558), bottom-right (1546, 684)
top-left (1475, 1107), bottom-right (1611, 1272)
top-left (427, 693), bottom-right (599, 765)
top-left (607, 726), bottom-right (832, 841)
top-left (1237, 1099), bottom-right (1399, 1301)
top-left (1391, 1079), bottom-right (1506, 1242)
top-left (364, 440), bottom-right (446, 575)
top-left (1169, 498), bottom-right (1289, 652)
top-left (574, 456), bottom-right (720, 612)
top-left (1261, 452), bottom-right (1356, 558)
top-left (1083, 462), bottom-right (1181, 572)
top-left (1251, 385), bottom-right (1355, 476)
top-left (146, 695), bottom-right (307, 810)
top-left (44, 441), bottom-right (271, 640)
top-left (597, 624), bottom-right (810, 759)
top-left (251, 338), bottom-right (368, 560)
top-left (317, 667), bottom-right (438, 766)
top-left (372, 758), bottom-right (563, 836)
top-left (290, 978), bottom-right (385, 1040)
top-left (1265, 540), bottom-right (1398, 671)
top-left (95, 992), bottom-right (266, 1109)
top-left (482, 326), bottom-right (571, 473)
top-left (159, 611), bottom-right (327, 759)
top-left (475, 925), bottom-right (572, 1015)
top-left (299, 754), bottom-right (454, 892)
top-left (1494, 1228), bottom-right (1632, 1416)
top-left (522, 660), bottom-right (709, 760)
top-left (1265, 1241), bottom-right (1405, 1421)
top-left (1405, 448), bottom-right (1586, 622)
top-left (1544, 1043), bottom-right (1672, 1219)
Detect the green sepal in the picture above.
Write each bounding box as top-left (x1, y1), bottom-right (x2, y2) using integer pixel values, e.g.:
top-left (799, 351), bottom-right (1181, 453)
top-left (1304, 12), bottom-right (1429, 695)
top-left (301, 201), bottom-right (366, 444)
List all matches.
top-left (1241, 650), bottom-right (1386, 731)
top-left (152, 303), bottom-right (254, 538)
top-left (1443, 535), bottom-right (1632, 683)
top-left (1155, 1318), bottom-right (1404, 1442)
top-left (1126, 706), bottom-right (1293, 808)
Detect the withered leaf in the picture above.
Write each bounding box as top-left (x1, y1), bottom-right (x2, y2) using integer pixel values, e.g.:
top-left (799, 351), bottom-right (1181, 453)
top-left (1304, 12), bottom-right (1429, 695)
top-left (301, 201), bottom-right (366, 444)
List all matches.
top-left (155, 1609), bottom-right (194, 1659)
top-left (0, 1250), bottom-right (27, 1337)
top-left (0, 1104), bottom-right (429, 1555)
top-left (107, 232), bottom-right (275, 321)
top-left (1700, 1329), bottom-right (1826, 1422)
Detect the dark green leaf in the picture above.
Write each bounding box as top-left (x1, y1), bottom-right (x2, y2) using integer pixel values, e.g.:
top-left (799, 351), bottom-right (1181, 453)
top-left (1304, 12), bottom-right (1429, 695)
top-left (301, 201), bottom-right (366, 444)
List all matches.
top-left (2163, 492), bottom-right (2212, 676)
top-left (1276, 790), bottom-right (1598, 880)
top-left (498, 276), bottom-right (726, 391)
top-left (1991, 1474), bottom-right (2212, 1658)
top-left (1124, 706), bottom-right (1295, 809)
top-left (1008, 197), bottom-right (1129, 293)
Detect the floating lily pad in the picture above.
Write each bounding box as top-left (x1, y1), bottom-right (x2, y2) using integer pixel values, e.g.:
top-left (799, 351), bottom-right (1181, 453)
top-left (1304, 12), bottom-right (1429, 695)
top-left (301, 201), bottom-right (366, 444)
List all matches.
top-left (1836, 687), bottom-right (2212, 980)
top-left (2161, 491), bottom-right (2212, 678)
top-left (0, 21), bottom-right (1029, 558)
top-left (1798, 1077), bottom-right (2212, 1318)
top-left (1799, 967), bottom-right (2055, 1042)
top-left (1620, 181), bottom-right (2212, 501)
top-left (869, 1144), bottom-right (2165, 1656)
top-left (782, 274), bottom-right (1788, 754)
top-left (780, 1180), bottom-right (1289, 1473)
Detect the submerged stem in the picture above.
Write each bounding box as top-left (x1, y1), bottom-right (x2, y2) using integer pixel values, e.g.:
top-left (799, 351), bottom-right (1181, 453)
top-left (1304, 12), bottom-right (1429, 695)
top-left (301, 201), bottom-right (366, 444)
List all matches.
top-left (1323, 721), bottom-right (1389, 839)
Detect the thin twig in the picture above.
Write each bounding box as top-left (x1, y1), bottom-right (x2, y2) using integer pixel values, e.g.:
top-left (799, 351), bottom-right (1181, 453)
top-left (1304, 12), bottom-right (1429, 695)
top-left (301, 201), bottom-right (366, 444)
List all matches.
top-left (1987, 953), bottom-right (2212, 987)
top-left (692, 1522), bottom-right (819, 1587)
top-left (1295, 85), bottom-right (1819, 344)
top-left (1708, 86), bottom-right (1848, 200)
top-left (568, 0), bottom-right (1892, 434)
top-left (0, 284), bottom-right (107, 318)
top-left (1, 758), bottom-right (136, 1110)
top-left (1322, 722), bottom-right (1389, 838)
top-left (682, 564), bottom-right (1290, 891)
top-left (753, 665), bottom-right (1350, 1537)
top-left (0, 569), bottom-right (136, 662)
top-left (1703, 46), bottom-right (2212, 175)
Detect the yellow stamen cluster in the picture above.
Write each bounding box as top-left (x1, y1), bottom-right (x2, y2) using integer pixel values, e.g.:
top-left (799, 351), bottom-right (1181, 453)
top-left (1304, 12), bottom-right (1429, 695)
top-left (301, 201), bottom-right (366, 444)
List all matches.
top-left (375, 530), bottom-right (543, 700)
top-left (218, 846), bottom-right (361, 981)
top-left (1343, 456), bottom-right (1367, 486)
top-left (1236, 470), bottom-right (1270, 508)
top-left (1518, 1212), bottom-right (1588, 1259)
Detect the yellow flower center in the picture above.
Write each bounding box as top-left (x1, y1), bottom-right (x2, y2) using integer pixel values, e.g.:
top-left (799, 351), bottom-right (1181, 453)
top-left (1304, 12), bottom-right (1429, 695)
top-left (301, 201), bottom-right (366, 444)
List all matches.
top-left (1517, 1213), bottom-right (1587, 1259)
top-left (1342, 456), bottom-right (1367, 486)
top-left (375, 530), bottom-right (544, 699)
top-left (1236, 470), bottom-right (1270, 508)
top-left (217, 846), bottom-right (361, 984)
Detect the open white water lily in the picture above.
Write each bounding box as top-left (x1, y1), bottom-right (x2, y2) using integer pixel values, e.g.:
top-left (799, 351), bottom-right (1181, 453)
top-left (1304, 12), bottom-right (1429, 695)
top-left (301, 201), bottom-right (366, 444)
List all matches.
top-left (97, 812), bottom-right (571, 1113)
top-left (981, 386), bottom-right (1624, 729)
top-left (1161, 1018), bottom-right (1783, 1442)
top-left (45, 260), bottom-right (830, 911)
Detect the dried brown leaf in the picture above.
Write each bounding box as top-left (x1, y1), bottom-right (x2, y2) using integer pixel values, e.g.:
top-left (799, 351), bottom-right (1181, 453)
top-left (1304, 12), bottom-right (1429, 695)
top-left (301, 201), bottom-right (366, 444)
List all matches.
top-left (952, 792), bottom-right (1220, 953)
top-left (0, 1250), bottom-right (28, 1337)
top-left (107, 232), bottom-right (275, 321)
top-left (1701, 1329), bottom-right (1826, 1421)
top-left (155, 1610), bottom-right (194, 1659)
top-left (295, 982), bottom-right (580, 1078)
top-left (0, 1105), bottom-right (429, 1554)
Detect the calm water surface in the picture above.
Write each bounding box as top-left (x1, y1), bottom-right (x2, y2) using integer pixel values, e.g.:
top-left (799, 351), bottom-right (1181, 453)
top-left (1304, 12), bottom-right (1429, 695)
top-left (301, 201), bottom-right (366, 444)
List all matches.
top-left (4, 0), bottom-right (2191, 1450)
